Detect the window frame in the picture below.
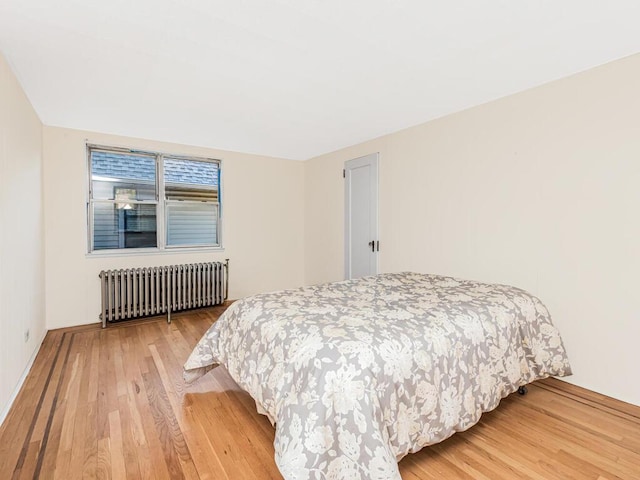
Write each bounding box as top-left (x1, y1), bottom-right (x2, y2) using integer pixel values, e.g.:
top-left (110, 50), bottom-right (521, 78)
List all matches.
top-left (86, 144), bottom-right (223, 255)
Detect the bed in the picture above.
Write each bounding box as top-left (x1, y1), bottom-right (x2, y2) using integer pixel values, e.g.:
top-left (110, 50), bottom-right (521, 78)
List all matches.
top-left (184, 272), bottom-right (572, 480)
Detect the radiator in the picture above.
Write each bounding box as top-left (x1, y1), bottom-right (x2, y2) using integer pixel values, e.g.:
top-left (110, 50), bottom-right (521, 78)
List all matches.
top-left (98, 260), bottom-right (229, 327)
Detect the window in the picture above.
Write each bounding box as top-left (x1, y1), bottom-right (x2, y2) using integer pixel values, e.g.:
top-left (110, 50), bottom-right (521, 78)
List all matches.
top-left (88, 145), bottom-right (221, 252)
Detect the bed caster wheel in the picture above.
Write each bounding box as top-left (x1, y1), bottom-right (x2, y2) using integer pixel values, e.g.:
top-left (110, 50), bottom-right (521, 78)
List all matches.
top-left (517, 386), bottom-right (528, 395)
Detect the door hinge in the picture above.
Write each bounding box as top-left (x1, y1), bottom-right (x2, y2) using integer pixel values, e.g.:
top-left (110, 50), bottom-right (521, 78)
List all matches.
top-left (343, 169), bottom-right (345, 178)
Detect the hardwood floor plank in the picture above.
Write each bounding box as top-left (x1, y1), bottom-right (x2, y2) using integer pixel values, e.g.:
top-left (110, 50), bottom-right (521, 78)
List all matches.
top-left (96, 330), bottom-right (113, 441)
top-left (183, 401), bottom-right (232, 480)
top-left (116, 395), bottom-right (143, 480)
top-left (68, 402), bottom-right (90, 479)
top-left (131, 366), bottom-right (172, 480)
top-left (82, 401), bottom-right (98, 480)
top-left (96, 437), bottom-right (110, 480)
top-left (60, 353), bottom-right (82, 452)
top-left (142, 356), bottom-right (190, 479)
top-left (87, 334), bottom-right (101, 403)
top-left (108, 409), bottom-right (127, 479)
top-left (2, 306), bottom-right (640, 480)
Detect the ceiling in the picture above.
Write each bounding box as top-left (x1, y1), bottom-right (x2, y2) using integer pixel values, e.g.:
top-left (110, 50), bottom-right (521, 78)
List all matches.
top-left (1, 1), bottom-right (639, 160)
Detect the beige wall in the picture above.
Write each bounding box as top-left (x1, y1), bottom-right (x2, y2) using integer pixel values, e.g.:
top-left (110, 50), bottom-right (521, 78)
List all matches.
top-left (0, 53), bottom-right (46, 420)
top-left (304, 53), bottom-right (640, 406)
top-left (43, 127), bottom-right (305, 329)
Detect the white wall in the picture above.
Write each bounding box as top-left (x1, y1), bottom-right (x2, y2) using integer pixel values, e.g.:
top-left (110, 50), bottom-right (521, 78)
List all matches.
top-left (43, 127), bottom-right (305, 329)
top-left (304, 53), bottom-right (640, 406)
top-left (0, 53), bottom-right (46, 420)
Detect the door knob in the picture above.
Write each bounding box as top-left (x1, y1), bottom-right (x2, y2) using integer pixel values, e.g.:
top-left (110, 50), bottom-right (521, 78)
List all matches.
top-left (368, 240), bottom-right (375, 252)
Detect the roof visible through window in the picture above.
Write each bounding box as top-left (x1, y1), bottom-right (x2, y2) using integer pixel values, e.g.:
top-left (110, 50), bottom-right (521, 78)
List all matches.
top-left (91, 151), bottom-right (218, 187)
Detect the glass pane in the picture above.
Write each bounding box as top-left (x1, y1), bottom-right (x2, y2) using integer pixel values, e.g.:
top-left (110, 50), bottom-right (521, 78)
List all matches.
top-left (164, 157), bottom-right (218, 187)
top-left (166, 202), bottom-right (218, 247)
top-left (91, 150), bottom-right (157, 200)
top-left (165, 185), bottom-right (218, 201)
top-left (93, 202), bottom-right (157, 250)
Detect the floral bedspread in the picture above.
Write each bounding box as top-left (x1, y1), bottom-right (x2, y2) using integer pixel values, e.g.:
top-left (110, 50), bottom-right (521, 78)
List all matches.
top-left (184, 272), bottom-right (572, 480)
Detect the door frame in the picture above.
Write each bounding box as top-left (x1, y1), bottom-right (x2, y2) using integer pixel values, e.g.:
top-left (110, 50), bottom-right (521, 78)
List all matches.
top-left (344, 152), bottom-right (379, 280)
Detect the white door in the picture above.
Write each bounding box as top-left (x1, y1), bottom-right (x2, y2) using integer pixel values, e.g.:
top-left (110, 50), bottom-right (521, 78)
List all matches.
top-left (345, 153), bottom-right (379, 279)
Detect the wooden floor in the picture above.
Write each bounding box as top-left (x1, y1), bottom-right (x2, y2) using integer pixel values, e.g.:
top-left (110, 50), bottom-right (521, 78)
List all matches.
top-left (1, 306), bottom-right (639, 480)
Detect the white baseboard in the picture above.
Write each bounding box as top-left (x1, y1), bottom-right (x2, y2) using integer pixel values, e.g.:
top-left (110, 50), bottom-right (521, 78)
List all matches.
top-left (0, 330), bottom-right (48, 427)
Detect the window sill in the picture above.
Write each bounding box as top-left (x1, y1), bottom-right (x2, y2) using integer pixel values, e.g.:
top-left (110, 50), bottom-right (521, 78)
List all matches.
top-left (86, 246), bottom-right (225, 258)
